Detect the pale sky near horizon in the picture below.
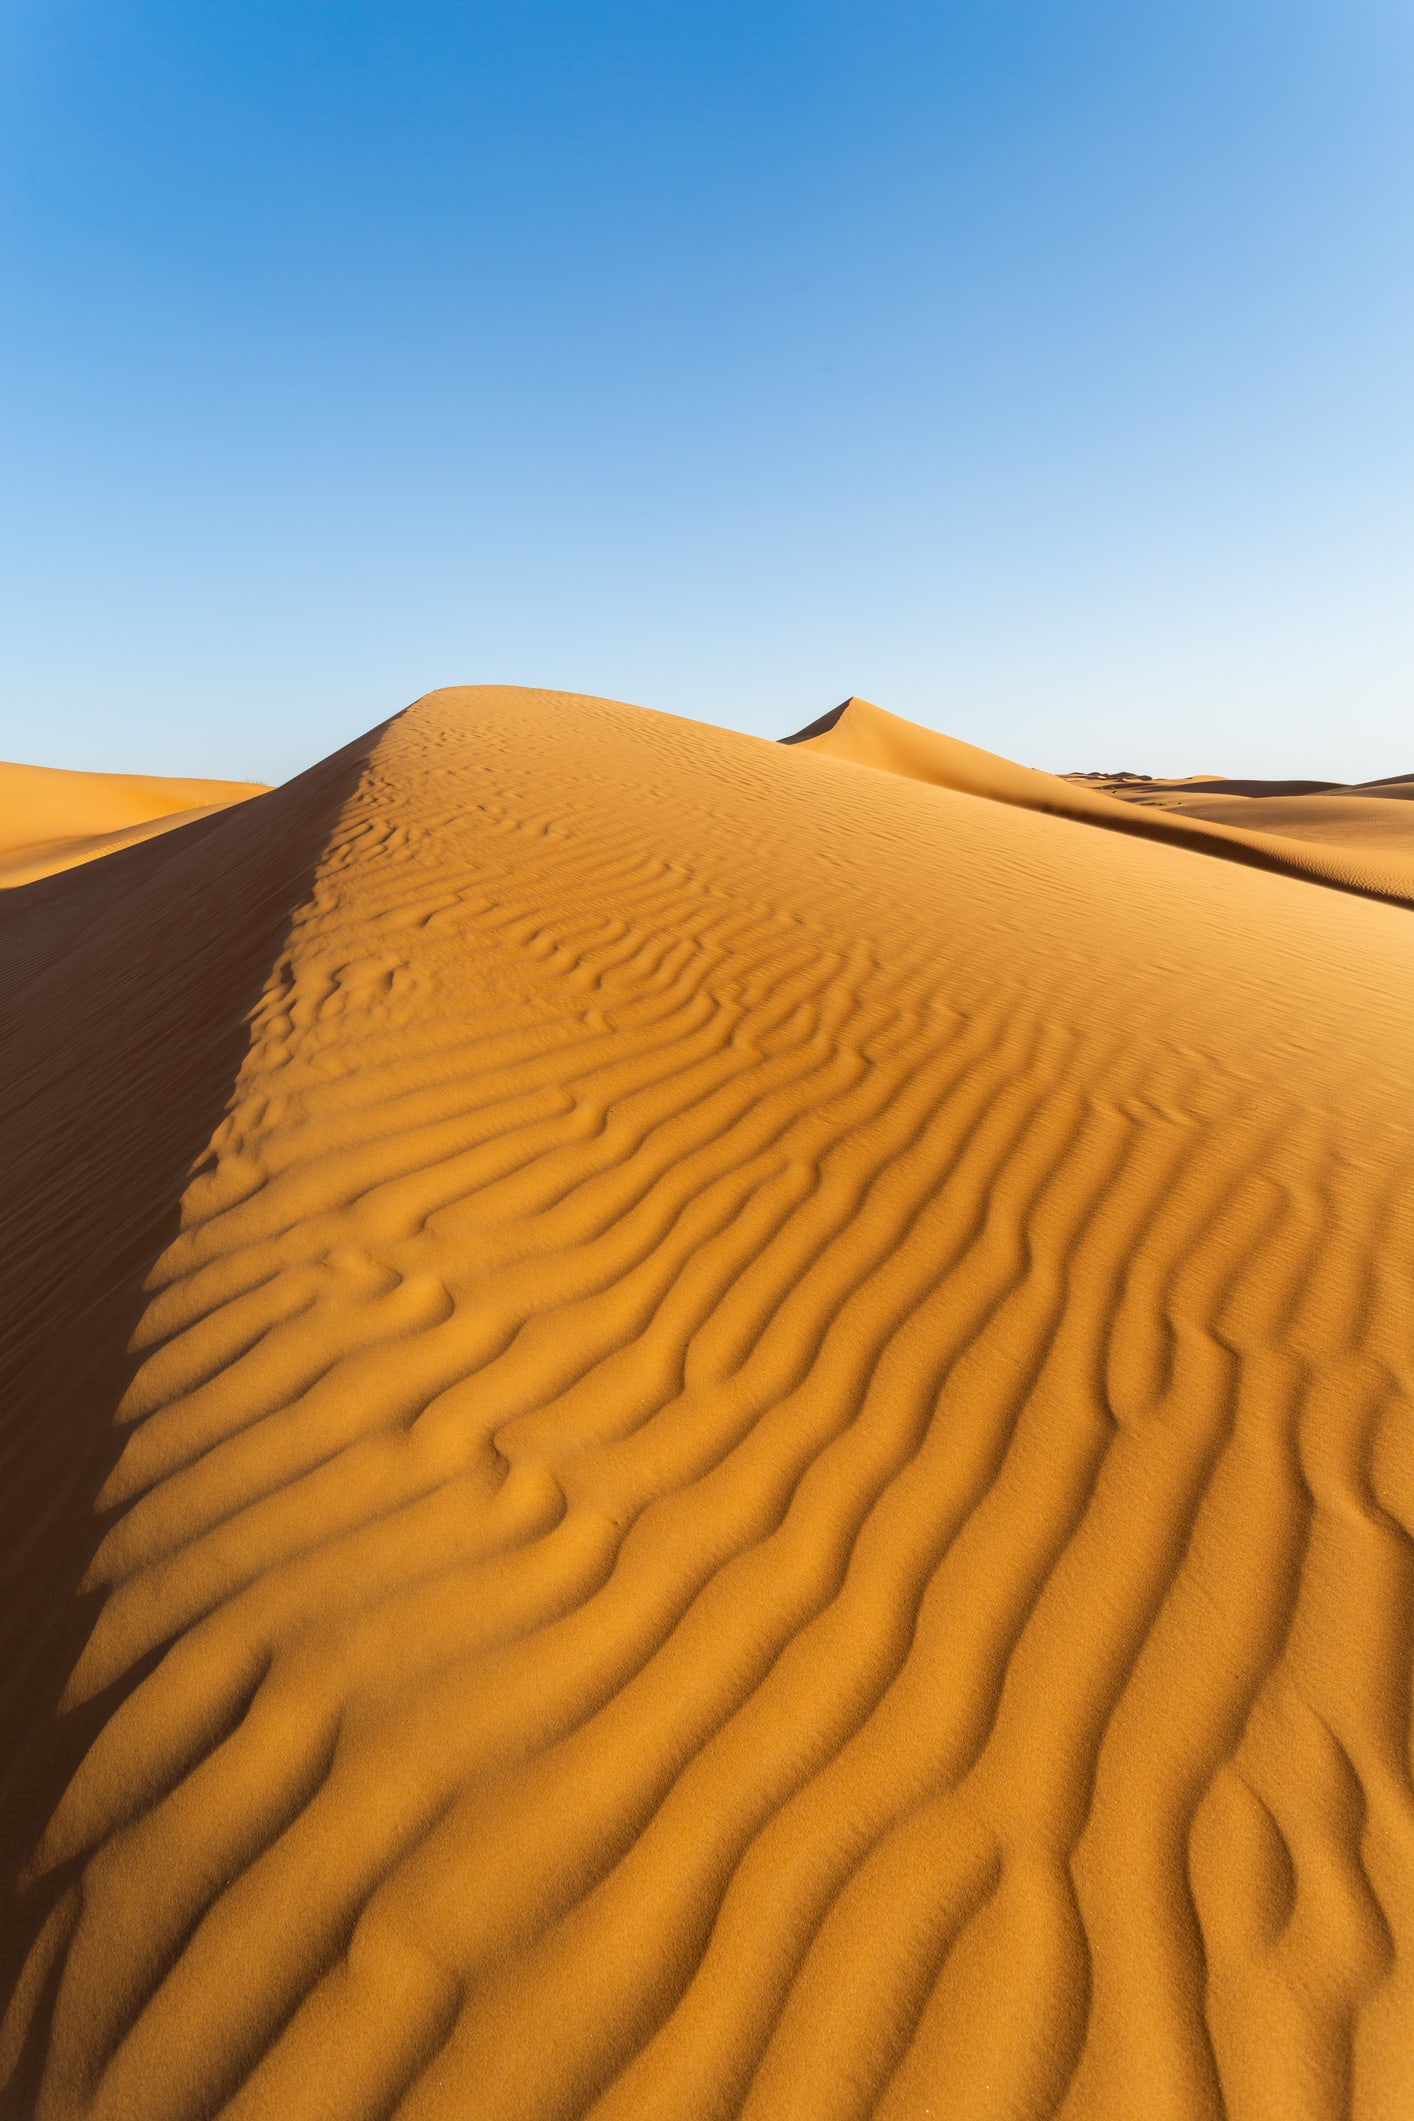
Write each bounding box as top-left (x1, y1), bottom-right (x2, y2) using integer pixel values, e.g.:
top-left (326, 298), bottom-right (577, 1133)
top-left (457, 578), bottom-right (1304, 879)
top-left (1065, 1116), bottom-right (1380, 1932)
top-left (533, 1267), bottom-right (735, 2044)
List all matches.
top-left (2, 1), bottom-right (1412, 786)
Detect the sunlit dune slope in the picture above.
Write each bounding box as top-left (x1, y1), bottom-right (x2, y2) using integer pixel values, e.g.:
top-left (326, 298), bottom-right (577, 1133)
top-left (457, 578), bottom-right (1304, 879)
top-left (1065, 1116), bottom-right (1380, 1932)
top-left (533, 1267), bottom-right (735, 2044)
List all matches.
top-left (0, 759), bottom-right (268, 887)
top-left (0, 729), bottom-right (383, 2071)
top-left (4, 686), bottom-right (1414, 2121)
top-left (790, 695), bottom-right (1414, 903)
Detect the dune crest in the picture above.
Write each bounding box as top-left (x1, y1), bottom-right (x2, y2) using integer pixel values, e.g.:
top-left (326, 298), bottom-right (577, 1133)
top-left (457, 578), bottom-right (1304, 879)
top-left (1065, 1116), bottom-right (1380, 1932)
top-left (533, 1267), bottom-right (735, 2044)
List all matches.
top-left (2, 686), bottom-right (1413, 2120)
top-left (0, 759), bottom-right (268, 887)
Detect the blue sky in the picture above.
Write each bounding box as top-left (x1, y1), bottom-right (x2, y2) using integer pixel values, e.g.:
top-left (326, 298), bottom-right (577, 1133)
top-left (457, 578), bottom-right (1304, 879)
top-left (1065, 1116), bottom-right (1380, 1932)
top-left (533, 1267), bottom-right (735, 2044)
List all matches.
top-left (2, 1), bottom-right (1411, 783)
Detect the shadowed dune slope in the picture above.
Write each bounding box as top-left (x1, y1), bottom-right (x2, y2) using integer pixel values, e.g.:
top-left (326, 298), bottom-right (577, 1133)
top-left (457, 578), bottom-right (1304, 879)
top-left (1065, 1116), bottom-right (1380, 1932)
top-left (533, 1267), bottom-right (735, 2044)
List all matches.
top-left (0, 730), bottom-right (386, 2073)
top-left (4, 685), bottom-right (1414, 2121)
top-left (792, 696), bottom-right (1414, 904)
top-left (0, 760), bottom-right (268, 888)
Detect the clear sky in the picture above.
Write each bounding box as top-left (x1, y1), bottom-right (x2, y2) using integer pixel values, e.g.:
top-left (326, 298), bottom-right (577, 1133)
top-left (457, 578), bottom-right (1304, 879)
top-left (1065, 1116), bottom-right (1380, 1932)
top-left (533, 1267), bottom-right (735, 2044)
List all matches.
top-left (2, 1), bottom-right (1411, 784)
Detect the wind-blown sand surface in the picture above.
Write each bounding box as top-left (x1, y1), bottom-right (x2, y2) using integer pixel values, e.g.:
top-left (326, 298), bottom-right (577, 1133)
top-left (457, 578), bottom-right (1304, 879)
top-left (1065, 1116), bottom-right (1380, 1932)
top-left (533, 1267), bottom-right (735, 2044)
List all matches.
top-left (0, 760), bottom-right (268, 887)
top-left (2, 686), bottom-right (1412, 2120)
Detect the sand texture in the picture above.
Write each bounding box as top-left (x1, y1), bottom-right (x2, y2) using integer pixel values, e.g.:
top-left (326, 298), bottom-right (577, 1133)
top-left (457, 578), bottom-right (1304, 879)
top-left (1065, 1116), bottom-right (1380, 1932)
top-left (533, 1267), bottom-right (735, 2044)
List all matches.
top-left (0, 760), bottom-right (268, 887)
top-left (3, 686), bottom-right (1413, 2120)
top-left (1066, 767), bottom-right (1414, 866)
top-left (793, 698), bottom-right (1414, 904)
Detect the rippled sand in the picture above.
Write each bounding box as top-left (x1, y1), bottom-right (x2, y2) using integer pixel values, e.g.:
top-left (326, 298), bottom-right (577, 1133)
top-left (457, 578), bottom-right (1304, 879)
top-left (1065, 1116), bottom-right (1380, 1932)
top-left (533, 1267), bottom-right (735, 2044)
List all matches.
top-left (3, 687), bottom-right (1412, 2120)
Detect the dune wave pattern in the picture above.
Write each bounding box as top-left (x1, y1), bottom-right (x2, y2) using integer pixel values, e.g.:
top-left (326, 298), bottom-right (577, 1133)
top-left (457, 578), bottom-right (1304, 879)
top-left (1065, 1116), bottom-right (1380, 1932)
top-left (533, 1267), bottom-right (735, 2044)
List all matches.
top-left (4, 687), bottom-right (1414, 2120)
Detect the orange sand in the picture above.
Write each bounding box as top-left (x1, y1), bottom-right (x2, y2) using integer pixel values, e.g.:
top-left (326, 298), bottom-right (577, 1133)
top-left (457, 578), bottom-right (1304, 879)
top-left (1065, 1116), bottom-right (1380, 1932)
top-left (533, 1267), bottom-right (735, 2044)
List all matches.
top-left (0, 760), bottom-right (267, 887)
top-left (796, 697), bottom-right (1414, 903)
top-left (1067, 763), bottom-right (1414, 866)
top-left (2, 687), bottom-right (1412, 2120)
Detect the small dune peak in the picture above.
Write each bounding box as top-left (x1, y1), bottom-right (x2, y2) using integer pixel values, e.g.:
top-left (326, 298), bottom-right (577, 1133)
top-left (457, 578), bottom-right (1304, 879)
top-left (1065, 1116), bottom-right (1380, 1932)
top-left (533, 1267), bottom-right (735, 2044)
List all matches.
top-left (779, 698), bottom-right (857, 745)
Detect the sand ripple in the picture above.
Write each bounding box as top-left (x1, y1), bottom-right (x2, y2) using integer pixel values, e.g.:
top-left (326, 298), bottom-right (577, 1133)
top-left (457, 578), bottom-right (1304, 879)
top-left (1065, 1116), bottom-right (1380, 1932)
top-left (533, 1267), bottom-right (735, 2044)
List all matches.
top-left (4, 688), bottom-right (1413, 2119)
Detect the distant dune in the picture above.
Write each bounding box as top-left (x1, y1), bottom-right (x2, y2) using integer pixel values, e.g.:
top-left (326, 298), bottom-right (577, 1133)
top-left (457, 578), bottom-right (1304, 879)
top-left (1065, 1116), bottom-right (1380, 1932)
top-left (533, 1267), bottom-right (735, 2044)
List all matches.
top-left (1066, 761), bottom-right (1414, 863)
top-left (0, 759), bottom-right (268, 887)
top-left (793, 695), bottom-right (1414, 904)
top-left (2, 687), bottom-right (1412, 2120)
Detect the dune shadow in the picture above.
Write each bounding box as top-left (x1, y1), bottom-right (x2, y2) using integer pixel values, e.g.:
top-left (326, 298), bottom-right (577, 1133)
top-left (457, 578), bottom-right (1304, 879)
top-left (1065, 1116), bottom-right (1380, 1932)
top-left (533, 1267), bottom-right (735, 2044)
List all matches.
top-left (0, 719), bottom-right (392, 2055)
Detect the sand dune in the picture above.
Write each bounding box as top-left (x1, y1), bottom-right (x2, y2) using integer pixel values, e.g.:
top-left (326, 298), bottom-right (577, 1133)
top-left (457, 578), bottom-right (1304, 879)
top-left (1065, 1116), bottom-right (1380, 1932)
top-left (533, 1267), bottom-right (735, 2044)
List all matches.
top-left (1067, 765), bottom-right (1414, 860)
top-left (1147, 791), bottom-right (1414, 856)
top-left (791, 696), bottom-right (1414, 904)
top-left (0, 760), bottom-right (268, 887)
top-left (1110, 790), bottom-right (1414, 858)
top-left (3, 686), bottom-right (1413, 2120)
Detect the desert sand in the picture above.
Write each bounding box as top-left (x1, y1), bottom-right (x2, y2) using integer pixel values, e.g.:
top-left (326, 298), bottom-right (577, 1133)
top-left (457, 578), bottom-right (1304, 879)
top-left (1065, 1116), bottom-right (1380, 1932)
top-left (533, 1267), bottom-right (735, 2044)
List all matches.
top-left (0, 760), bottom-right (268, 888)
top-left (1067, 764), bottom-right (1414, 863)
top-left (2, 686), bottom-right (1412, 2120)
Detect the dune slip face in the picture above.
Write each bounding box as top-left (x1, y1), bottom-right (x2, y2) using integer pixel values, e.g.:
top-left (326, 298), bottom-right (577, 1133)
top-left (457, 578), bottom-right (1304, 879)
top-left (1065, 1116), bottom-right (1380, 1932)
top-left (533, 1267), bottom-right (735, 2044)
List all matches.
top-left (3, 685), bottom-right (1414, 2120)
